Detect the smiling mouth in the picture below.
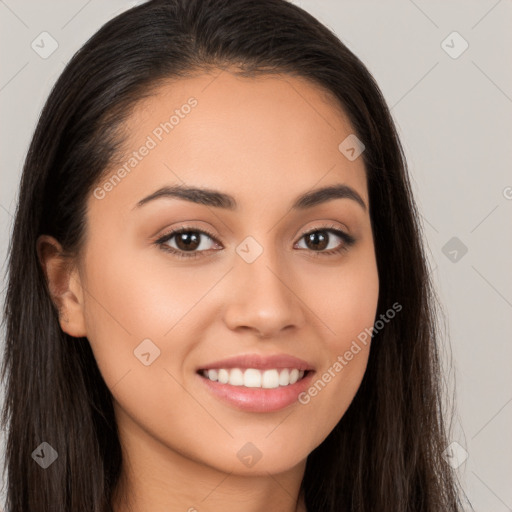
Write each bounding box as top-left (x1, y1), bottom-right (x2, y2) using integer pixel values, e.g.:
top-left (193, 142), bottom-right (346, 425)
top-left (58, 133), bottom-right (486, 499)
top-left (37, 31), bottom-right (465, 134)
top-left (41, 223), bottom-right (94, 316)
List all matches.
top-left (197, 368), bottom-right (311, 388)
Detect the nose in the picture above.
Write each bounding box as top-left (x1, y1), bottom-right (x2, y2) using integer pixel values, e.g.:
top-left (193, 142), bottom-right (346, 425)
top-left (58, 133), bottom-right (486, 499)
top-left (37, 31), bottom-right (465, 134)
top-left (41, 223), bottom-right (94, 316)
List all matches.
top-left (222, 250), bottom-right (306, 338)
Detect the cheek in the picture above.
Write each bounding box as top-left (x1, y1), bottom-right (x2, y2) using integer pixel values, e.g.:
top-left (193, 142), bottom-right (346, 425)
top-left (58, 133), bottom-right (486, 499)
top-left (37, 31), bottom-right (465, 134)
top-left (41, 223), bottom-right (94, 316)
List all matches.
top-left (298, 251), bottom-right (378, 436)
top-left (311, 249), bottom-right (379, 351)
top-left (80, 242), bottom-right (208, 387)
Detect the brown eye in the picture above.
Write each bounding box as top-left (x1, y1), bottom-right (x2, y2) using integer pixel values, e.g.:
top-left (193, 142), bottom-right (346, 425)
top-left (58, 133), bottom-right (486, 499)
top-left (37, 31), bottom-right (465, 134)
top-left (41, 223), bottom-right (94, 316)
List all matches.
top-left (173, 231), bottom-right (202, 251)
top-left (296, 227), bottom-right (356, 256)
top-left (303, 231), bottom-right (329, 251)
top-left (155, 227), bottom-right (220, 259)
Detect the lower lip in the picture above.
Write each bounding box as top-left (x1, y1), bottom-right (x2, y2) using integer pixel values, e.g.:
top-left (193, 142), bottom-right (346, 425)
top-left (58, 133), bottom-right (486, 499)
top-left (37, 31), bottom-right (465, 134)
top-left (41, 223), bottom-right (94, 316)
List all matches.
top-left (197, 370), bottom-right (315, 413)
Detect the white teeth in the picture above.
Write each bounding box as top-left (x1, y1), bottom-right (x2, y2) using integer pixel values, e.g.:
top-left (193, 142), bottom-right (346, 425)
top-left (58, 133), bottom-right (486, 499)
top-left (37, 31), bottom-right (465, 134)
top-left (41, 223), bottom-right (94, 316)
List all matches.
top-left (202, 368), bottom-right (306, 388)
top-left (229, 368), bottom-right (244, 386)
top-left (244, 368), bottom-right (262, 388)
top-left (261, 369), bottom-right (279, 389)
top-left (218, 369), bottom-right (229, 384)
top-left (278, 368), bottom-right (290, 386)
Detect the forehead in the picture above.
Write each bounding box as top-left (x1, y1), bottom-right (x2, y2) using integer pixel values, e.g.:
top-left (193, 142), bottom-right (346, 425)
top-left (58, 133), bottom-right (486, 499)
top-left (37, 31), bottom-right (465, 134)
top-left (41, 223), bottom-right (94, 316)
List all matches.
top-left (91, 70), bottom-right (368, 216)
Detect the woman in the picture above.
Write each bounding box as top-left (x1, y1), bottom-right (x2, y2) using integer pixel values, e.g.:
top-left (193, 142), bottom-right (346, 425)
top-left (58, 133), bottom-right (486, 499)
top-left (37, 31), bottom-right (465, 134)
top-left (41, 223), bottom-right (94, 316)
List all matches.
top-left (1, 0), bottom-right (465, 510)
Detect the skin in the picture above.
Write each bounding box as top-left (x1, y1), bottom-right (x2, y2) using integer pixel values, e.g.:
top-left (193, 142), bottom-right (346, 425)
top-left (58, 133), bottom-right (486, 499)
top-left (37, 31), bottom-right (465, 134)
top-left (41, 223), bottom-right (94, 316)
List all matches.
top-left (37, 70), bottom-right (379, 512)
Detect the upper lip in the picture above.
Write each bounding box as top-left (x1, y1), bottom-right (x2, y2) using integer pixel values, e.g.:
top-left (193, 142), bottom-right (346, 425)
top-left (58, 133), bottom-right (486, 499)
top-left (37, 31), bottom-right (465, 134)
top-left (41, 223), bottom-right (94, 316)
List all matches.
top-left (197, 353), bottom-right (315, 371)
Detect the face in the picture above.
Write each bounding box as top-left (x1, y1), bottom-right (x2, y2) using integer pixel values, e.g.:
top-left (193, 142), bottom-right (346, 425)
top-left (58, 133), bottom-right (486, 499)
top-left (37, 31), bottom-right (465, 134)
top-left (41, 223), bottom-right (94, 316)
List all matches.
top-left (54, 71), bottom-right (379, 478)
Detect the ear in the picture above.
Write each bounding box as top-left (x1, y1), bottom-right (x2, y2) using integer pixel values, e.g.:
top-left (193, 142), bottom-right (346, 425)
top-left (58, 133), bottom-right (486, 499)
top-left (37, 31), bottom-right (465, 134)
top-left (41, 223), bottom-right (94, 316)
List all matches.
top-left (36, 234), bottom-right (87, 338)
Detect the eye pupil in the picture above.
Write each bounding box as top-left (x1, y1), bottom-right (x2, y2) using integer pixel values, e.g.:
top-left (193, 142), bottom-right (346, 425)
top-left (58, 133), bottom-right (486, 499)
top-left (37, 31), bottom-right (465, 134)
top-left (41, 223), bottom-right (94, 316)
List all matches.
top-left (306, 231), bottom-right (328, 251)
top-left (176, 232), bottom-right (200, 251)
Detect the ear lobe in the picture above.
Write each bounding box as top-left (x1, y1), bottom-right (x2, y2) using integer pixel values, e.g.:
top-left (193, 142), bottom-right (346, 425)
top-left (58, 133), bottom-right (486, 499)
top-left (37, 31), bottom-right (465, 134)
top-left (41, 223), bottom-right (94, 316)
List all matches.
top-left (36, 234), bottom-right (87, 337)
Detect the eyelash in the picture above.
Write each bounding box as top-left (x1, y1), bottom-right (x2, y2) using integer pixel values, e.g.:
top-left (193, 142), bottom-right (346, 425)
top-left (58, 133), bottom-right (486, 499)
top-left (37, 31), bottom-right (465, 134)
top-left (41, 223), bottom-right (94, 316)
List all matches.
top-left (155, 224), bottom-right (356, 260)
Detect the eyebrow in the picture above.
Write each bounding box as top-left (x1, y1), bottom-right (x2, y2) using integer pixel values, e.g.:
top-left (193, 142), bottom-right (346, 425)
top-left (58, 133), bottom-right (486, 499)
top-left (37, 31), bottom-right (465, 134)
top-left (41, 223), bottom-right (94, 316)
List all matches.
top-left (133, 183), bottom-right (367, 212)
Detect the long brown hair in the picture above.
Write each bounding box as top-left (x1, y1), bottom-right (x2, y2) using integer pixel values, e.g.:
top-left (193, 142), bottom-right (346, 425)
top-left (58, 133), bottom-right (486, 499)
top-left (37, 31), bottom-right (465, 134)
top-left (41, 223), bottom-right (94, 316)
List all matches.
top-left (1, 0), bottom-right (464, 510)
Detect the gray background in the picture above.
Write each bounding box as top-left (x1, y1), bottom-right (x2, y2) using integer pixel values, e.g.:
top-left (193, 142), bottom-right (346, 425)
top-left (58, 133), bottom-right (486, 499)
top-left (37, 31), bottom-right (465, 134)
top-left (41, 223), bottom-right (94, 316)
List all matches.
top-left (1, 1), bottom-right (511, 510)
